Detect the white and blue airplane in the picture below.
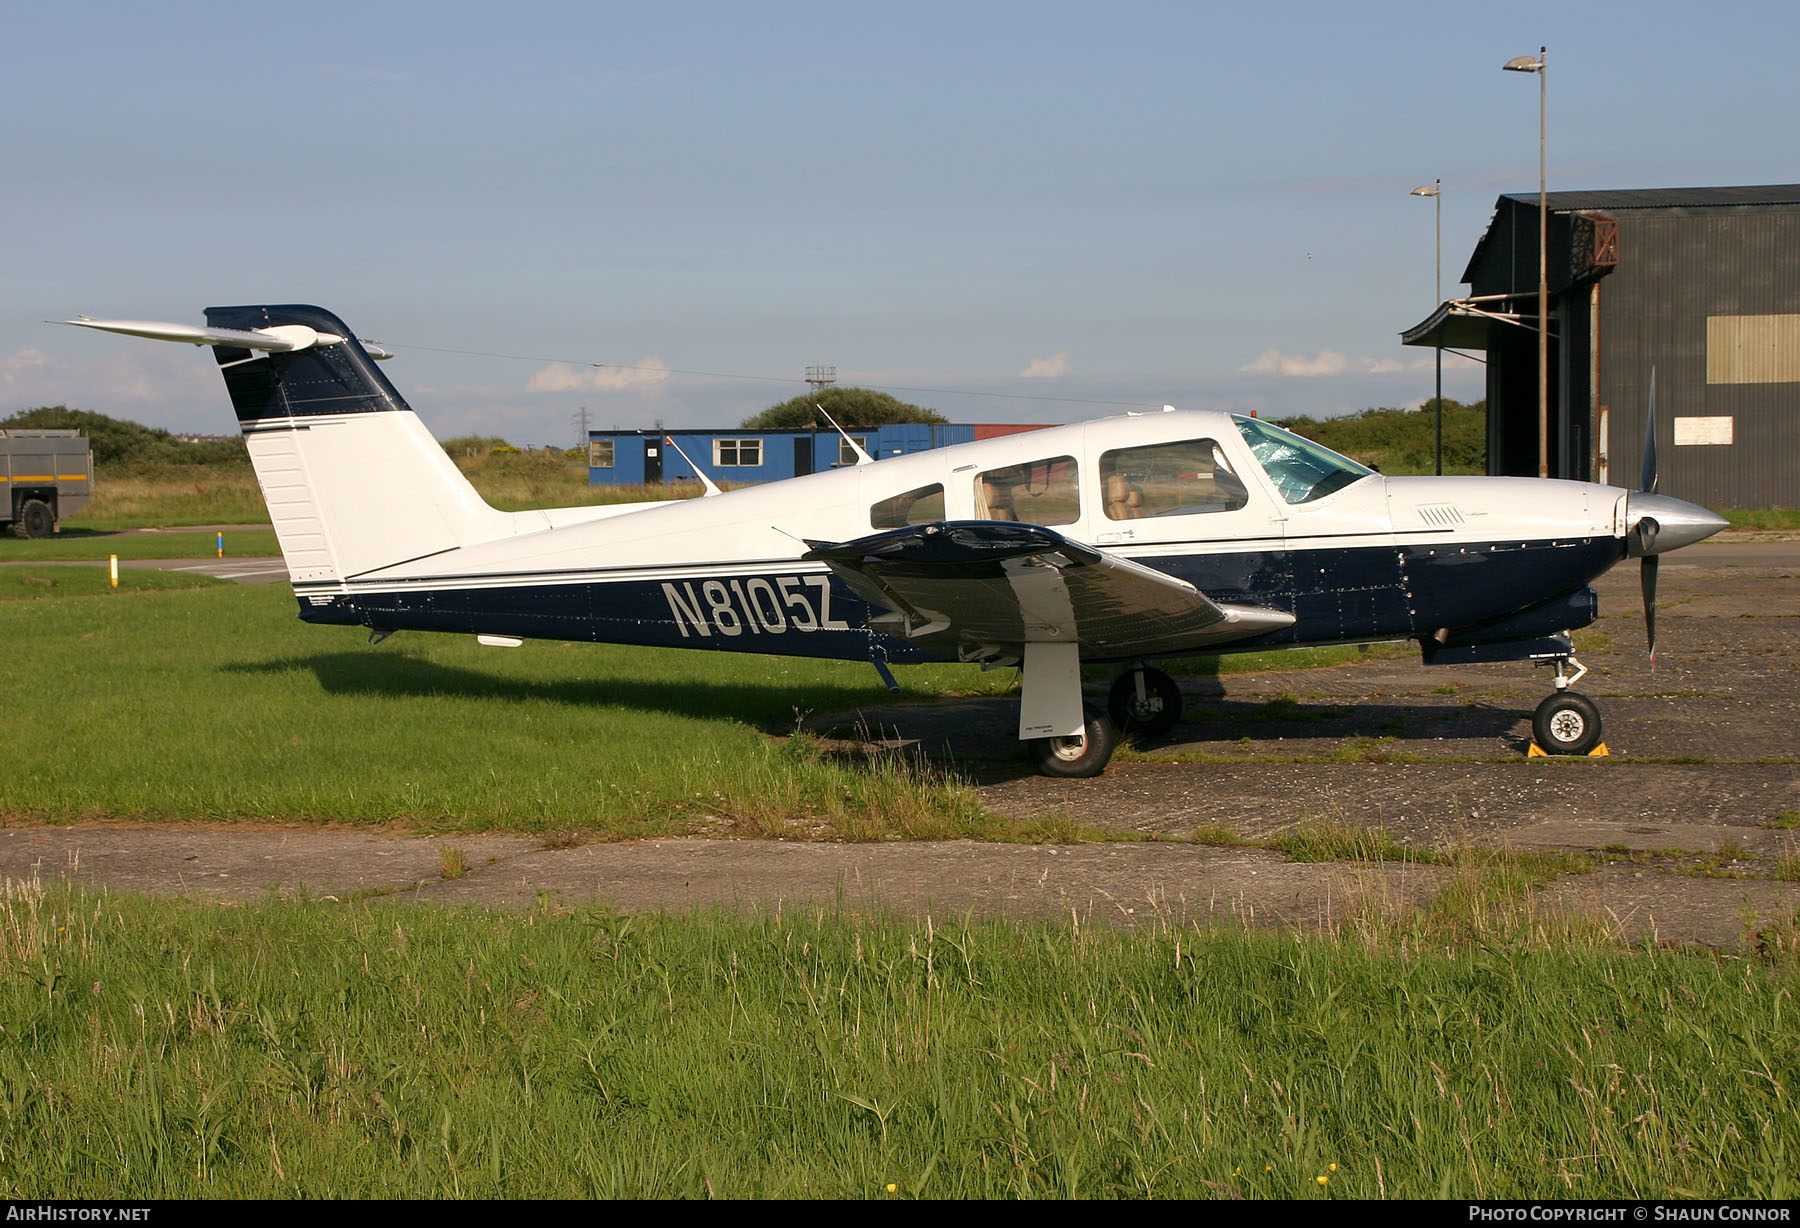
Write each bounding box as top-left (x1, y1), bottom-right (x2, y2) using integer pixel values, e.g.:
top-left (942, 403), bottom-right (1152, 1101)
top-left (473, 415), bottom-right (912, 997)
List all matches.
top-left (66, 305), bottom-right (1727, 776)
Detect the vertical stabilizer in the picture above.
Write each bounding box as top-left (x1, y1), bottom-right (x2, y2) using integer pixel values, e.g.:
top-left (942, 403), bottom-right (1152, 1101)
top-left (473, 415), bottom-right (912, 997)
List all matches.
top-left (204, 305), bottom-right (512, 582)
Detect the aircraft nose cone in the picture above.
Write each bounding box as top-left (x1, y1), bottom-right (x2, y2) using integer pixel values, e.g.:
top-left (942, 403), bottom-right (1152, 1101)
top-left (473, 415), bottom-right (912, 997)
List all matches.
top-left (1626, 492), bottom-right (1730, 556)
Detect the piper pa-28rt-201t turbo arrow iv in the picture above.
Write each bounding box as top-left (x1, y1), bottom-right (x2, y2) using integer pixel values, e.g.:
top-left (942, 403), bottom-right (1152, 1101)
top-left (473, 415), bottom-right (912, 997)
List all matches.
top-left (65, 305), bottom-right (1728, 777)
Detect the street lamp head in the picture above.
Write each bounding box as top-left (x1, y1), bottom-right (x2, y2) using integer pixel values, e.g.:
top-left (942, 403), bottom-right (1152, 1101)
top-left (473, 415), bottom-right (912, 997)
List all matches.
top-left (1503, 53), bottom-right (1544, 72)
top-left (1410, 184), bottom-right (1440, 197)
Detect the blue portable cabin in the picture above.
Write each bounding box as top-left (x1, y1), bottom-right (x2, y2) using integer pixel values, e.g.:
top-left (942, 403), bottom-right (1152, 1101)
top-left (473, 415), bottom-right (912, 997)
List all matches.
top-left (588, 424), bottom-right (990, 486)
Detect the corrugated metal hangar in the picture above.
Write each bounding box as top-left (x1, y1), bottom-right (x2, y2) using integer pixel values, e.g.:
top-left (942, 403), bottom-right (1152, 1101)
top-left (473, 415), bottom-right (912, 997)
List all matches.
top-left (1402, 184), bottom-right (1800, 508)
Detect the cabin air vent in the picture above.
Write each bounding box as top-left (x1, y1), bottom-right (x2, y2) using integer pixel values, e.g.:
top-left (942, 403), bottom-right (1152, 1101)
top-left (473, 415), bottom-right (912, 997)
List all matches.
top-left (1416, 504), bottom-right (1466, 527)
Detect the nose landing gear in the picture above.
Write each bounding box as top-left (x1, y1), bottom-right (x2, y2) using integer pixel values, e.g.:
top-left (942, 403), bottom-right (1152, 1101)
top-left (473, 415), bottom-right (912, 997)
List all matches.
top-left (1531, 655), bottom-right (1604, 755)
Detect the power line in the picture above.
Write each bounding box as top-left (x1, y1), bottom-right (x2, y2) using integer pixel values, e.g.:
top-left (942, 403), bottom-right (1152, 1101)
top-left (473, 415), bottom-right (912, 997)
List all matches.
top-left (382, 341), bottom-right (1167, 411)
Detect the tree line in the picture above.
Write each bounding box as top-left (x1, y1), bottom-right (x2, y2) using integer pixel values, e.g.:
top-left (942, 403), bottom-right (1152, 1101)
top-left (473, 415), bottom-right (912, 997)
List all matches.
top-left (5, 396), bottom-right (1487, 478)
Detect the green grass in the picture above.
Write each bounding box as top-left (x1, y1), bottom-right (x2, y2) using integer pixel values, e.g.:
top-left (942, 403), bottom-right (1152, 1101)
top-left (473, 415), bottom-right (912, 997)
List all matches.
top-left (0, 528), bottom-right (280, 560)
top-left (0, 581), bottom-right (1004, 834)
top-left (2, 878), bottom-right (1796, 1199)
top-left (1721, 507), bottom-right (1800, 531)
top-left (0, 568), bottom-right (231, 602)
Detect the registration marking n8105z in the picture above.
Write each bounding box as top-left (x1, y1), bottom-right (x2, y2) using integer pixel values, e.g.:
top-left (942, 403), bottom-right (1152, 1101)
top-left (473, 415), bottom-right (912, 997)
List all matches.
top-left (662, 574), bottom-right (850, 638)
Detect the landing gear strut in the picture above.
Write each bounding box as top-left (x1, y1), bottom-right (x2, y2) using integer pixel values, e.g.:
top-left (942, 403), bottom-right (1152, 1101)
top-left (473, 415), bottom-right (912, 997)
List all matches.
top-left (1107, 666), bottom-right (1182, 738)
top-left (1532, 655), bottom-right (1603, 755)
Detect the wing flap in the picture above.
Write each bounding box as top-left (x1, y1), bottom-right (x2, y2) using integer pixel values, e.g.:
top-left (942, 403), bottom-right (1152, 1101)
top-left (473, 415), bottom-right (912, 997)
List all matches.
top-left (805, 521), bottom-right (1292, 658)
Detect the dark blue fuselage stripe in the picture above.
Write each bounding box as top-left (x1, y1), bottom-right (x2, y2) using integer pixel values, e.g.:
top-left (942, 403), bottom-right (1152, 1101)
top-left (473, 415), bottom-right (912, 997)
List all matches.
top-left (296, 536), bottom-right (1624, 664)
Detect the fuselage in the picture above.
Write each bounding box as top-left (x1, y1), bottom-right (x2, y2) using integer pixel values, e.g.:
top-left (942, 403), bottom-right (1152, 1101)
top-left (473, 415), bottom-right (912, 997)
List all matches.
top-left (291, 408), bottom-right (1638, 665)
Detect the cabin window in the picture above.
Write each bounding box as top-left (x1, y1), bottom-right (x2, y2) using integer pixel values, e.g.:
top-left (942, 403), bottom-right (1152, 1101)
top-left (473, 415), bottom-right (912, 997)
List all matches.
top-left (714, 438), bottom-right (763, 467)
top-left (870, 483), bottom-right (945, 529)
top-left (587, 439), bottom-right (615, 468)
top-left (837, 436), bottom-right (869, 466)
top-left (974, 456), bottom-right (1080, 526)
top-left (1099, 439), bottom-right (1248, 519)
top-left (1233, 416), bottom-right (1372, 504)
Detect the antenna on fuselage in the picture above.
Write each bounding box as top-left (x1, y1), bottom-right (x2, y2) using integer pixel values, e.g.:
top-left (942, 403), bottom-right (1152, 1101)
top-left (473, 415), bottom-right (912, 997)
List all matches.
top-left (815, 403), bottom-right (874, 466)
top-left (662, 435), bottom-right (721, 496)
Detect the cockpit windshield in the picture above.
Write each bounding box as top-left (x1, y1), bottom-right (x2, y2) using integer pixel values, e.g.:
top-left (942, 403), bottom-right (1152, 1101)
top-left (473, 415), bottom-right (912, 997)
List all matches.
top-left (1232, 416), bottom-right (1374, 504)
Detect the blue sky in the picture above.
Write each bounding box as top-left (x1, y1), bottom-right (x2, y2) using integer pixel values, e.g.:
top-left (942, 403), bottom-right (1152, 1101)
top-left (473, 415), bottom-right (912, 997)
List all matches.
top-left (4, 1), bottom-right (1797, 445)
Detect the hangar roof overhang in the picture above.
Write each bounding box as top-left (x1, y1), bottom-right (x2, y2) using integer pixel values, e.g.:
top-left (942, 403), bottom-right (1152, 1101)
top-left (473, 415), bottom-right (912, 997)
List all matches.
top-left (1400, 293), bottom-right (1546, 351)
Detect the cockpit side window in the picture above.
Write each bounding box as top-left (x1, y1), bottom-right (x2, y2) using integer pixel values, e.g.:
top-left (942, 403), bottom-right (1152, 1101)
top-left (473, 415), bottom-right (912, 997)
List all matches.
top-left (870, 483), bottom-right (945, 529)
top-left (1232, 415), bottom-right (1373, 504)
top-left (1099, 439), bottom-right (1248, 520)
top-left (974, 456), bottom-right (1080, 526)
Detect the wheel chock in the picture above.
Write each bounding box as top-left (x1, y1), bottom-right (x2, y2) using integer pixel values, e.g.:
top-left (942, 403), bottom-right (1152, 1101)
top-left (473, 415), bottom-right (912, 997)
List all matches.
top-left (1527, 741), bottom-right (1611, 758)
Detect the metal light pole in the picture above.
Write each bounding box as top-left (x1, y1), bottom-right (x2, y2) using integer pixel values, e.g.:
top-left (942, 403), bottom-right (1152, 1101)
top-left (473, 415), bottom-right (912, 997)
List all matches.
top-left (1411, 179), bottom-right (1443, 474)
top-left (1505, 47), bottom-right (1548, 478)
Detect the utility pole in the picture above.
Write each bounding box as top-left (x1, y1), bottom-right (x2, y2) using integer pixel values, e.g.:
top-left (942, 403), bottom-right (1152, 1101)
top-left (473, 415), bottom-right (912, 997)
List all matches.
top-left (1410, 179), bottom-right (1443, 474)
top-left (572, 405), bottom-right (590, 454)
top-left (1504, 46), bottom-right (1549, 478)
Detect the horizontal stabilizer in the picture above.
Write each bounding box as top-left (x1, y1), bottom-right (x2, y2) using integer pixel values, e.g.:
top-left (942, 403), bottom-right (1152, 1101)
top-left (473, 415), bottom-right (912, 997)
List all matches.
top-left (63, 317), bottom-right (392, 359)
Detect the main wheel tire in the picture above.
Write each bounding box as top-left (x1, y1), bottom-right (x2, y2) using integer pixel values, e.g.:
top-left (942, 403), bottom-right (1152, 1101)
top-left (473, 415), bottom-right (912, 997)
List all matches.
top-left (1532, 691), bottom-right (1602, 755)
top-left (14, 499), bottom-right (54, 539)
top-left (1107, 668), bottom-right (1183, 738)
top-left (1029, 703), bottom-right (1116, 778)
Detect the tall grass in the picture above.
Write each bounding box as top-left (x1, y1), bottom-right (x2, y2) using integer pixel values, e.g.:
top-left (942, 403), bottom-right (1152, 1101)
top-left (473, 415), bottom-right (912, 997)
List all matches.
top-left (75, 468), bottom-right (272, 528)
top-left (70, 452), bottom-right (706, 529)
top-left (2, 877), bottom-right (1795, 1199)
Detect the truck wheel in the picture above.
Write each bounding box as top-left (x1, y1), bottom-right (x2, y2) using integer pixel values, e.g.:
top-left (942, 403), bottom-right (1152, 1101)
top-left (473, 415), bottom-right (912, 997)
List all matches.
top-left (14, 499), bottom-right (54, 539)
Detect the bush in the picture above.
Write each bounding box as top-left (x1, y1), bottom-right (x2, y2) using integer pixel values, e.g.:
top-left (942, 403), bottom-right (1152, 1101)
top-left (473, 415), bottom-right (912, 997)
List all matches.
top-left (1274, 400), bottom-right (1486, 475)
top-left (743, 387), bottom-right (945, 429)
top-left (2, 406), bottom-right (247, 472)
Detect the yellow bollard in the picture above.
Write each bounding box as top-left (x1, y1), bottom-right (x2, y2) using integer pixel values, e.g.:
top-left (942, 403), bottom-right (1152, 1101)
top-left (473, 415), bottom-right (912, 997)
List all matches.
top-left (109, 554), bottom-right (118, 589)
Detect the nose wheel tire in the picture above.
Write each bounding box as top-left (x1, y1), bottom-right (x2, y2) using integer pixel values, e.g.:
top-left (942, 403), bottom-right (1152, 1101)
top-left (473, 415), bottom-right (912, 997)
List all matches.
top-left (1532, 691), bottom-right (1603, 756)
top-left (1107, 668), bottom-right (1183, 738)
top-left (1029, 703), bottom-right (1117, 778)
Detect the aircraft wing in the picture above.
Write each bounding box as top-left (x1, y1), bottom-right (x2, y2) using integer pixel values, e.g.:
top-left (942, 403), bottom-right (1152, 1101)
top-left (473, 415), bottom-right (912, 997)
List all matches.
top-left (803, 521), bottom-right (1293, 659)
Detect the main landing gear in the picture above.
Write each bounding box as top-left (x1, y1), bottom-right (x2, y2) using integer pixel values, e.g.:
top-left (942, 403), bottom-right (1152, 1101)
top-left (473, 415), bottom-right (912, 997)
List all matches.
top-left (1024, 665), bottom-right (1183, 778)
top-left (1028, 703), bottom-right (1116, 778)
top-left (1532, 655), bottom-right (1603, 755)
top-left (1107, 665), bottom-right (1183, 738)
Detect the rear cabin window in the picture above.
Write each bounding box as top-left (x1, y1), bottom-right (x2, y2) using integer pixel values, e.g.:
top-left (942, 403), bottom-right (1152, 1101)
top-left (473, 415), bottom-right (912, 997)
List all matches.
top-left (870, 483), bottom-right (945, 528)
top-left (1099, 439), bottom-right (1249, 520)
top-left (974, 456), bottom-right (1080, 526)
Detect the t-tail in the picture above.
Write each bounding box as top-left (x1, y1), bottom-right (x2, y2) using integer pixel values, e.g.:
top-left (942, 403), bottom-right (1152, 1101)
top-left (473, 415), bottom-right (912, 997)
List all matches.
top-left (68, 305), bottom-right (515, 584)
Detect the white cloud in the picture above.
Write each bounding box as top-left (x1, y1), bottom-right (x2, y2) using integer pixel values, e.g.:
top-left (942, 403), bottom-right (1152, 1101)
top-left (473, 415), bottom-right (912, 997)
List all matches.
top-left (526, 358), bottom-right (673, 393)
top-left (0, 349), bottom-right (48, 384)
top-left (1240, 348), bottom-right (1348, 377)
top-left (1242, 349), bottom-right (1465, 378)
top-left (1018, 352), bottom-right (1071, 379)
